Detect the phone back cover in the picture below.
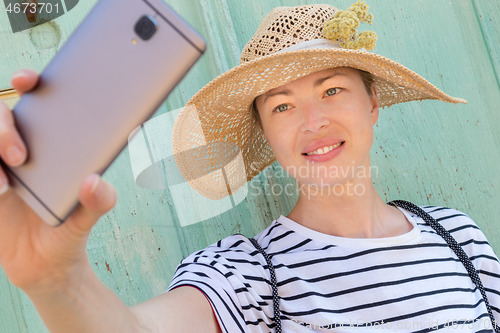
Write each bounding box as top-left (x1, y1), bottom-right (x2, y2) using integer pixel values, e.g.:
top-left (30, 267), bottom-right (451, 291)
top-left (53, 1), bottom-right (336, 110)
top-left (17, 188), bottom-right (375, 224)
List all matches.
top-left (8, 0), bottom-right (205, 225)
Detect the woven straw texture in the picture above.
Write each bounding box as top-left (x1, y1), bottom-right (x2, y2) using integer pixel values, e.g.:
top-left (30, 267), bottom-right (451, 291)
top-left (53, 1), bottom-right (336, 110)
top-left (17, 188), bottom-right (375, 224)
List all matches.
top-left (172, 4), bottom-right (466, 200)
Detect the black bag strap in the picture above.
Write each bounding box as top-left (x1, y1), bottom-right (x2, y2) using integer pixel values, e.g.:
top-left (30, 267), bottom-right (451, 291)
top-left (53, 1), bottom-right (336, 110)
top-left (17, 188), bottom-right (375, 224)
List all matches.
top-left (248, 200), bottom-right (498, 332)
top-left (388, 200), bottom-right (499, 332)
top-left (248, 238), bottom-right (282, 333)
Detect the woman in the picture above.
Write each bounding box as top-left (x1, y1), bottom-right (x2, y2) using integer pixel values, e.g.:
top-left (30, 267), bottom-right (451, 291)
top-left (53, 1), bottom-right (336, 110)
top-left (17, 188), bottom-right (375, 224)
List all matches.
top-left (167, 4), bottom-right (499, 331)
top-left (0, 2), bottom-right (498, 333)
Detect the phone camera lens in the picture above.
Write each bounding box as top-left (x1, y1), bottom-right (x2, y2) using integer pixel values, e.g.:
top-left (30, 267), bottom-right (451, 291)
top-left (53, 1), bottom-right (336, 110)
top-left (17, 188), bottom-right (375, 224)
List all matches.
top-left (134, 15), bottom-right (158, 41)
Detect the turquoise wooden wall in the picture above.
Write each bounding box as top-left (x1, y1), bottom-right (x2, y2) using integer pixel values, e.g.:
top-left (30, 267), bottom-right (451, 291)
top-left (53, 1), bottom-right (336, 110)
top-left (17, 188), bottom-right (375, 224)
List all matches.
top-left (0, 0), bottom-right (499, 331)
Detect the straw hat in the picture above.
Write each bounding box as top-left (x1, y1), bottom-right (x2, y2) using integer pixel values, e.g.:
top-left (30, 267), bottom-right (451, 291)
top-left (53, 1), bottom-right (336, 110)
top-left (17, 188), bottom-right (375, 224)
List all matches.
top-left (172, 2), bottom-right (466, 200)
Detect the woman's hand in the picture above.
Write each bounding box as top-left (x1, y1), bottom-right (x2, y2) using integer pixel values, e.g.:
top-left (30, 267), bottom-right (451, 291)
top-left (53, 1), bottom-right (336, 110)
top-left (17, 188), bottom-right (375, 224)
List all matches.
top-left (0, 69), bottom-right (117, 293)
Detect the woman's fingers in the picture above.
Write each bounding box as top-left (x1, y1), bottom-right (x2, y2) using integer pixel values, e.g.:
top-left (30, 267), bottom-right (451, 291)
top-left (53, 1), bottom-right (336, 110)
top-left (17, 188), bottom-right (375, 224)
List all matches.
top-left (11, 69), bottom-right (39, 94)
top-left (3, 69), bottom-right (39, 166)
top-left (0, 69), bottom-right (37, 191)
top-left (0, 101), bottom-right (27, 167)
top-left (0, 169), bottom-right (8, 195)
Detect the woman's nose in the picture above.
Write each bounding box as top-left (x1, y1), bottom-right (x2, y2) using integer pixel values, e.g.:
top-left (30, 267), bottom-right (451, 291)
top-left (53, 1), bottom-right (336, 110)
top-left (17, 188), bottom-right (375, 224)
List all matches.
top-left (299, 100), bottom-right (330, 134)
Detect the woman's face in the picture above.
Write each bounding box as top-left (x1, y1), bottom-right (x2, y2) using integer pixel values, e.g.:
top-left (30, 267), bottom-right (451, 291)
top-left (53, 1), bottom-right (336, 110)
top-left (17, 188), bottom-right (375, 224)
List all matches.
top-left (255, 67), bottom-right (379, 188)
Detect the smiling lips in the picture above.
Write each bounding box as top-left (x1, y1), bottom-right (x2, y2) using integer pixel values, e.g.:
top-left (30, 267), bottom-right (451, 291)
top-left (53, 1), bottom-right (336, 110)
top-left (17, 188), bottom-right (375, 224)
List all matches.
top-left (303, 142), bottom-right (344, 156)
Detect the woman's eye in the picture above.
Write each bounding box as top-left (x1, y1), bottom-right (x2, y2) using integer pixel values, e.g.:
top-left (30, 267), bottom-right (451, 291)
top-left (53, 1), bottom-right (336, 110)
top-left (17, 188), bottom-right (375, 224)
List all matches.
top-left (325, 87), bottom-right (341, 96)
top-left (274, 104), bottom-right (291, 113)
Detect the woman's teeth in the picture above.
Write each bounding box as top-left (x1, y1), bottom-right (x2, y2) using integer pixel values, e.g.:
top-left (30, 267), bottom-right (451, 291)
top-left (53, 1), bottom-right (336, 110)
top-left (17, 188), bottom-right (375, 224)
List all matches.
top-left (305, 142), bottom-right (343, 156)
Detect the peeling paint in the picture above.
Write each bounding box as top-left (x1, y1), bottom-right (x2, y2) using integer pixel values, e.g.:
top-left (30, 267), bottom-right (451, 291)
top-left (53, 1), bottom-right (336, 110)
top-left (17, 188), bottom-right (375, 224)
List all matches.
top-left (105, 261), bottom-right (112, 274)
top-left (29, 21), bottom-right (61, 49)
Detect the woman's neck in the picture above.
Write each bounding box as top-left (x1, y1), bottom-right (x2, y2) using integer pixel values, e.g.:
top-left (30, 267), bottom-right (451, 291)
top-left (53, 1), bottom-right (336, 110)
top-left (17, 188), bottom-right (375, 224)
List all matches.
top-left (287, 176), bottom-right (412, 238)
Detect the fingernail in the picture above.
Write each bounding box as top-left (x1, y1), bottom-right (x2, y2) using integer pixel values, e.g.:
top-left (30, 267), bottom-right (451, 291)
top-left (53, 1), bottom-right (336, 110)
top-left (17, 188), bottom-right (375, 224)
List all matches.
top-left (89, 175), bottom-right (101, 196)
top-left (11, 71), bottom-right (25, 81)
top-left (6, 146), bottom-right (25, 166)
top-left (0, 176), bottom-right (9, 195)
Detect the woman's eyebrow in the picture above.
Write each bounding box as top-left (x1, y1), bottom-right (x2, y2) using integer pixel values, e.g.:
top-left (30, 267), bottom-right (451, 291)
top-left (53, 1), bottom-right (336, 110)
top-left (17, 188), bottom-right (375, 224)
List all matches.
top-left (262, 72), bottom-right (346, 103)
top-left (313, 73), bottom-right (345, 87)
top-left (262, 89), bottom-right (292, 103)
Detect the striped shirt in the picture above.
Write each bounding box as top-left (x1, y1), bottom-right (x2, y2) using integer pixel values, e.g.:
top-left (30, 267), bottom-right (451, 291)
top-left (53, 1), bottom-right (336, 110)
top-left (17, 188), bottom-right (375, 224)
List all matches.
top-left (168, 206), bottom-right (500, 332)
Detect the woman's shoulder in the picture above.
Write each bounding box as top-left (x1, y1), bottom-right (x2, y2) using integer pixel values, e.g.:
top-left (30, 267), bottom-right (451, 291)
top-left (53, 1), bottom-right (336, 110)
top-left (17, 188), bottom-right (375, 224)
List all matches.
top-left (419, 204), bottom-right (478, 228)
top-left (179, 220), bottom-right (283, 264)
top-left (417, 204), bottom-right (489, 243)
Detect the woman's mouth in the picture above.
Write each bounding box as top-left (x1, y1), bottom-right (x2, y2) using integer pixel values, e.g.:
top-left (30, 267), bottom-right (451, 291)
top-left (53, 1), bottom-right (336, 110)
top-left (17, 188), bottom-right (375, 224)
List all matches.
top-left (303, 141), bottom-right (345, 156)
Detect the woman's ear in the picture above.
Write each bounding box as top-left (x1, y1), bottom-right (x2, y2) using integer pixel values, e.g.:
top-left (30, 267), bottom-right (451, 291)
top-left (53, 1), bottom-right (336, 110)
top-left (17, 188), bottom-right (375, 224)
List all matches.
top-left (369, 84), bottom-right (379, 126)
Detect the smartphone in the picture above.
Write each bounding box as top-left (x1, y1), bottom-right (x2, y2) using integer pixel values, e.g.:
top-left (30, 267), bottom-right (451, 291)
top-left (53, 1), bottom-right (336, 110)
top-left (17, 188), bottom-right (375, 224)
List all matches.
top-left (5, 0), bottom-right (205, 226)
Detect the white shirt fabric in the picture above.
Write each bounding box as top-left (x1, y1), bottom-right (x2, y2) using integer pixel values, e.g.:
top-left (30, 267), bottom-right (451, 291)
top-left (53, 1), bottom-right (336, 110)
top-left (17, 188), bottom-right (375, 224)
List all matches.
top-left (168, 206), bottom-right (500, 332)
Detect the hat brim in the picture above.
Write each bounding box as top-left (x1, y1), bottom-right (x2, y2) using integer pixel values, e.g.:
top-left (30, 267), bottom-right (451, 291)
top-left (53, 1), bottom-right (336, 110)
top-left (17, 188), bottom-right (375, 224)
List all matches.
top-left (172, 48), bottom-right (466, 200)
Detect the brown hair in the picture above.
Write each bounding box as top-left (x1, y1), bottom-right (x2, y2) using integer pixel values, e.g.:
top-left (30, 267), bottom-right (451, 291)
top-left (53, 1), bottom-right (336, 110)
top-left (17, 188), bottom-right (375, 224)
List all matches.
top-left (251, 69), bottom-right (375, 128)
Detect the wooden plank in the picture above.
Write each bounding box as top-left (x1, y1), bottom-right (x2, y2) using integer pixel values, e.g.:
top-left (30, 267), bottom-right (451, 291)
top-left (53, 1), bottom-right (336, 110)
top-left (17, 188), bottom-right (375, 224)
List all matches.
top-left (473, 0), bottom-right (500, 85)
top-left (0, 275), bottom-right (28, 333)
top-left (368, 0), bottom-right (500, 248)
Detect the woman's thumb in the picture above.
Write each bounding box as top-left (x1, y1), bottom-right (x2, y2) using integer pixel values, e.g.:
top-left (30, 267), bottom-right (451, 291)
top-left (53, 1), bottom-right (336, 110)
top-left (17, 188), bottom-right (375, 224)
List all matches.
top-left (68, 174), bottom-right (117, 234)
